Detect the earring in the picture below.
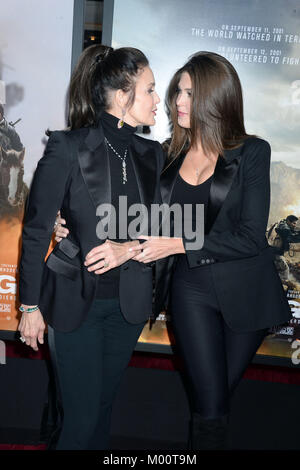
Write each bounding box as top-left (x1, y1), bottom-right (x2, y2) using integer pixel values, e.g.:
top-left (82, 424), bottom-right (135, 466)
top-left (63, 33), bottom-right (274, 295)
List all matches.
top-left (117, 109), bottom-right (125, 129)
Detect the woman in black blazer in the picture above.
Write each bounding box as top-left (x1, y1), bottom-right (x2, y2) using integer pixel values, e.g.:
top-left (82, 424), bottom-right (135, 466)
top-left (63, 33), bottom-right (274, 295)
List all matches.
top-left (18, 45), bottom-right (163, 449)
top-left (131, 52), bottom-right (292, 449)
top-left (55, 50), bottom-right (291, 450)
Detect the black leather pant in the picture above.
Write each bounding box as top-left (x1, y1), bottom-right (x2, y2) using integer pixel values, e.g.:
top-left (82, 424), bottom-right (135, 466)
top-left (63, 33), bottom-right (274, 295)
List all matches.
top-left (171, 257), bottom-right (268, 419)
top-left (48, 298), bottom-right (145, 450)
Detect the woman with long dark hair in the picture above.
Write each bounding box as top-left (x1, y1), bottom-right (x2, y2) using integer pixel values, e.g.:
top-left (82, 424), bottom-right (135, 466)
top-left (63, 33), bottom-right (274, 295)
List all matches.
top-left (131, 51), bottom-right (291, 449)
top-left (18, 44), bottom-right (162, 450)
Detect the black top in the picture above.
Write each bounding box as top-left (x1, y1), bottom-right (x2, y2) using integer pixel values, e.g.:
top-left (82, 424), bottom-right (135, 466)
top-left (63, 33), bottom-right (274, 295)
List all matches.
top-left (95, 112), bottom-right (140, 298)
top-left (170, 171), bottom-right (213, 273)
top-left (170, 172), bottom-right (213, 234)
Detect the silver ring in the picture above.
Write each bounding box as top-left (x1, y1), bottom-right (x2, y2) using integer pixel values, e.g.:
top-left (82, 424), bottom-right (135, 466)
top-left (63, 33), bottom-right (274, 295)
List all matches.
top-left (54, 221), bottom-right (58, 227)
top-left (20, 336), bottom-right (26, 343)
top-left (103, 261), bottom-right (109, 268)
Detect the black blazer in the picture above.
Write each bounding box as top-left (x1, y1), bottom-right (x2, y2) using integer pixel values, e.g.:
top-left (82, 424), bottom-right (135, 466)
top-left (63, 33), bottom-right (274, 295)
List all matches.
top-left (19, 123), bottom-right (164, 332)
top-left (155, 137), bottom-right (291, 332)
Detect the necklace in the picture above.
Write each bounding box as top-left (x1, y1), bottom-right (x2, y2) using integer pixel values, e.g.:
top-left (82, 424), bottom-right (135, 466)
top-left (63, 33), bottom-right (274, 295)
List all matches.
top-left (187, 153), bottom-right (202, 179)
top-left (105, 137), bottom-right (128, 184)
top-left (190, 158), bottom-right (214, 179)
top-left (191, 161), bottom-right (202, 180)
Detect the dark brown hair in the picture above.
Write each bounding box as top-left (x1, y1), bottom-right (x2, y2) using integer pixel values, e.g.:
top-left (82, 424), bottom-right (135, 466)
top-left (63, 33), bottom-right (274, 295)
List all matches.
top-left (166, 51), bottom-right (251, 158)
top-left (68, 45), bottom-right (149, 129)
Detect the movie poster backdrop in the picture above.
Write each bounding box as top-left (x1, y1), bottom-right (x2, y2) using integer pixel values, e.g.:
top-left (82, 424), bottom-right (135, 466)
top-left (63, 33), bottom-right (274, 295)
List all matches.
top-left (109, 0), bottom-right (300, 361)
top-left (0, 0), bottom-right (75, 332)
top-left (1, 0), bottom-right (299, 364)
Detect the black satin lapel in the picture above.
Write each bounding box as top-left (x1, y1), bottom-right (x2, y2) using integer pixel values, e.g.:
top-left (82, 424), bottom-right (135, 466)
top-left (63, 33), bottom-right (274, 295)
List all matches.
top-left (78, 130), bottom-right (111, 240)
top-left (129, 143), bottom-right (156, 208)
top-left (160, 153), bottom-right (186, 205)
top-left (78, 139), bottom-right (111, 210)
top-left (206, 155), bottom-right (241, 234)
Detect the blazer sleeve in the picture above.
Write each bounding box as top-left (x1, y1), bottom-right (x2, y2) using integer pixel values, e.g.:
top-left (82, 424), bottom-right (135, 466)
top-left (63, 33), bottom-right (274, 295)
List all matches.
top-left (19, 131), bottom-right (74, 305)
top-left (183, 139), bottom-right (271, 266)
top-left (153, 140), bottom-right (167, 203)
top-left (157, 141), bottom-right (167, 173)
top-left (139, 141), bottom-right (166, 248)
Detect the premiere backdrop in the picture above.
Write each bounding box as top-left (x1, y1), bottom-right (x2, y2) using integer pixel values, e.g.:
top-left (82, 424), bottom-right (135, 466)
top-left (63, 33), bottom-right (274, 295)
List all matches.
top-left (109, 0), bottom-right (300, 359)
top-left (0, 0), bottom-right (75, 331)
top-left (1, 0), bottom-right (299, 363)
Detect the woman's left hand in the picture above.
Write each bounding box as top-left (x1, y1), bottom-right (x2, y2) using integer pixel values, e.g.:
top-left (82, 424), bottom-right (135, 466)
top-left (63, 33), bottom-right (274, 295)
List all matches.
top-left (85, 239), bottom-right (142, 274)
top-left (130, 236), bottom-right (185, 263)
top-left (54, 211), bottom-right (69, 242)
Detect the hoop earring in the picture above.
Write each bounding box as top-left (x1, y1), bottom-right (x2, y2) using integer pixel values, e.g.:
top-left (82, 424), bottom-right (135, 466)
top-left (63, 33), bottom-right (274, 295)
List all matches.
top-left (118, 109), bottom-right (125, 129)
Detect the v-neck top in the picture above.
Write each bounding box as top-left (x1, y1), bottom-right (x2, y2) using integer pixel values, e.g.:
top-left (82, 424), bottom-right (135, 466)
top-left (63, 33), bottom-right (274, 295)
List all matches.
top-left (170, 170), bottom-right (213, 275)
top-left (170, 171), bottom-right (213, 235)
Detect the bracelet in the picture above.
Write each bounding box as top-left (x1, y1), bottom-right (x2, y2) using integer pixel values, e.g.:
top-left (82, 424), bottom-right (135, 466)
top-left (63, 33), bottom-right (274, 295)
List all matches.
top-left (19, 305), bottom-right (39, 313)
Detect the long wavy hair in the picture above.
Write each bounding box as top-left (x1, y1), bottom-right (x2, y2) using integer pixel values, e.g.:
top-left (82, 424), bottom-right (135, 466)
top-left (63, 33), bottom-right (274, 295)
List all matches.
top-left (68, 44), bottom-right (149, 129)
top-left (166, 51), bottom-right (251, 159)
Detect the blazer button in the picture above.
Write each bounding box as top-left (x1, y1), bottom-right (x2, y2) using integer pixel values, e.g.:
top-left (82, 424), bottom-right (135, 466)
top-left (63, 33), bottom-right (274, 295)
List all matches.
top-left (201, 259), bottom-right (206, 265)
top-left (210, 258), bottom-right (215, 263)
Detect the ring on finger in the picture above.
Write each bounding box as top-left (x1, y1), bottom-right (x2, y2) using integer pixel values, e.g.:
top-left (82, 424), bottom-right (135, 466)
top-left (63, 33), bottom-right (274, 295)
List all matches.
top-left (103, 261), bottom-right (109, 268)
top-left (20, 336), bottom-right (26, 343)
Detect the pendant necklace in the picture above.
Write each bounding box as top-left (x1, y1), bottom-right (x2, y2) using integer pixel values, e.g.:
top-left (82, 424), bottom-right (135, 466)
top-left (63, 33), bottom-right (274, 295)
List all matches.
top-left (193, 162), bottom-right (201, 180)
top-left (189, 154), bottom-right (202, 179)
top-left (105, 137), bottom-right (128, 184)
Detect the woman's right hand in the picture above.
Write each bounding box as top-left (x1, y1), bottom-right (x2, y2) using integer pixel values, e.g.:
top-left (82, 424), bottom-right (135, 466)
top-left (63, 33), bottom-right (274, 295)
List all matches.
top-left (54, 210), bottom-right (69, 242)
top-left (18, 307), bottom-right (46, 351)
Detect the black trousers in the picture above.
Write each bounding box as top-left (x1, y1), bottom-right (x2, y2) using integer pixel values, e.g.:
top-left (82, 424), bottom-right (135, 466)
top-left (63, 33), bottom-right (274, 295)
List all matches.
top-left (47, 298), bottom-right (145, 450)
top-left (171, 258), bottom-right (268, 419)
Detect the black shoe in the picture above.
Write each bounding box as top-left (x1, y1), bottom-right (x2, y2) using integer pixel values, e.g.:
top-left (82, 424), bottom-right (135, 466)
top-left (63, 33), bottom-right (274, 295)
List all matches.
top-left (189, 413), bottom-right (229, 450)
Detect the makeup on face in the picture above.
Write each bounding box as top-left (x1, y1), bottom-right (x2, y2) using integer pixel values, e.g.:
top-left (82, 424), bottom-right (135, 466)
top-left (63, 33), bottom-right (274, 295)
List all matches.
top-left (125, 66), bottom-right (160, 127)
top-left (176, 71), bottom-right (192, 129)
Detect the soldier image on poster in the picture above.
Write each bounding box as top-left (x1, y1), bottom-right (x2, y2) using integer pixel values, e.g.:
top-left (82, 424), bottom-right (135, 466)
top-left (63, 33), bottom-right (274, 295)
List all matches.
top-left (267, 215), bottom-right (300, 286)
top-left (0, 103), bottom-right (23, 152)
top-left (0, 102), bottom-right (27, 218)
top-left (267, 215), bottom-right (300, 341)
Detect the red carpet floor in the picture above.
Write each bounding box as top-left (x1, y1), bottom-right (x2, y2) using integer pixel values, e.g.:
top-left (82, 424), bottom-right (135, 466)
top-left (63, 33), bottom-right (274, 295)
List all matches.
top-left (1, 340), bottom-right (300, 450)
top-left (0, 444), bottom-right (46, 450)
